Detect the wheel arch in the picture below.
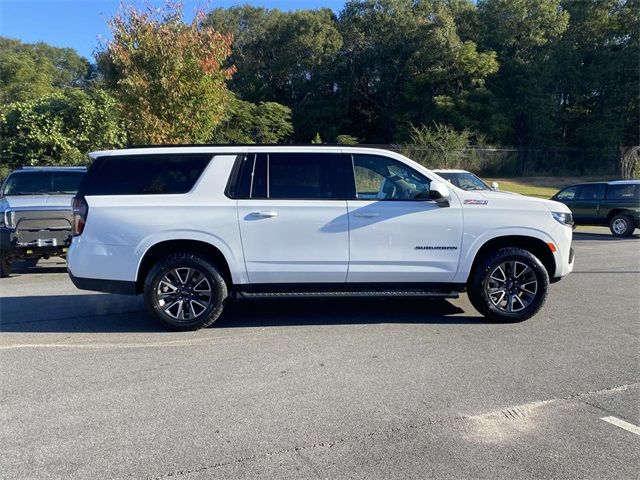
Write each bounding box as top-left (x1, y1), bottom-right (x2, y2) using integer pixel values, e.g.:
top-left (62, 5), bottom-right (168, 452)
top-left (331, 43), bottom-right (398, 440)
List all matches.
top-left (467, 235), bottom-right (556, 282)
top-left (136, 239), bottom-right (234, 294)
top-left (607, 208), bottom-right (636, 222)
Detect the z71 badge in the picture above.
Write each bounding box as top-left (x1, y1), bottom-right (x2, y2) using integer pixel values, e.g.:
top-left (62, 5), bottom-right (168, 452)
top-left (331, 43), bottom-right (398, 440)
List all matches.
top-left (463, 199), bottom-right (488, 205)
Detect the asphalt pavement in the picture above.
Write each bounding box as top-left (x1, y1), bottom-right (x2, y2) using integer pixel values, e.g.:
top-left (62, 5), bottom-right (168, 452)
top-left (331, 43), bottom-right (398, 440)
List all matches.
top-left (1, 227), bottom-right (638, 479)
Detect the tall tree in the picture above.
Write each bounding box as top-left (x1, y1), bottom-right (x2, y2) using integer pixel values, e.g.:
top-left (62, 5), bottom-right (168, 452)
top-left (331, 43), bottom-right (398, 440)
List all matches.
top-left (99, 2), bottom-right (235, 144)
top-left (337, 0), bottom-right (498, 143)
top-left (474, 0), bottom-right (569, 147)
top-left (0, 37), bottom-right (91, 106)
top-left (205, 6), bottom-right (344, 141)
top-left (553, 0), bottom-right (639, 151)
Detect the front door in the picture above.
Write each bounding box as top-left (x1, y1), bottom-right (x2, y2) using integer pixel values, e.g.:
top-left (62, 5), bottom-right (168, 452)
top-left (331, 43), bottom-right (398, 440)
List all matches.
top-left (237, 152), bottom-right (351, 284)
top-left (571, 184), bottom-right (606, 223)
top-left (346, 154), bottom-right (463, 283)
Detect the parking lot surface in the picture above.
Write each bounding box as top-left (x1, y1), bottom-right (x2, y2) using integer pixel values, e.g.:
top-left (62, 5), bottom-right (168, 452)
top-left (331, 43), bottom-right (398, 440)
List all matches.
top-left (1, 228), bottom-right (639, 479)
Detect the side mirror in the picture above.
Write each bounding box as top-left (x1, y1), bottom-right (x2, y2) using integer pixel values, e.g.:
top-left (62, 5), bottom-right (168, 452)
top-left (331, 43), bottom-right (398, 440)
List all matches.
top-left (429, 181), bottom-right (450, 207)
top-left (491, 181), bottom-right (499, 191)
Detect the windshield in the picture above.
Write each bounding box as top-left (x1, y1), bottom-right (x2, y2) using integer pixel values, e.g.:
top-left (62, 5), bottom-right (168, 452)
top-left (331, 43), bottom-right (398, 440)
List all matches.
top-left (2, 171), bottom-right (85, 196)
top-left (436, 172), bottom-right (490, 191)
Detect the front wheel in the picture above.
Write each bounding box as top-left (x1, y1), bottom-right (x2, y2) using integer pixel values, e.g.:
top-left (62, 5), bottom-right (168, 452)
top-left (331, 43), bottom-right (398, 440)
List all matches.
top-left (609, 214), bottom-right (635, 237)
top-left (467, 247), bottom-right (549, 323)
top-left (144, 252), bottom-right (228, 331)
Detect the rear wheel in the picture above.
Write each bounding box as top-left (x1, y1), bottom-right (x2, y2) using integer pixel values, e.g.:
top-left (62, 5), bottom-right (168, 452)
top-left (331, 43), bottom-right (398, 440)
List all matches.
top-left (467, 247), bottom-right (549, 323)
top-left (609, 214), bottom-right (635, 237)
top-left (144, 252), bottom-right (228, 331)
top-left (0, 252), bottom-right (12, 278)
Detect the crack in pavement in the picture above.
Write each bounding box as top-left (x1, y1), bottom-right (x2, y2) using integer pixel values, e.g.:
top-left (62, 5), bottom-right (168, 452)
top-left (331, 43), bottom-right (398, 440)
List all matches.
top-left (146, 382), bottom-right (639, 479)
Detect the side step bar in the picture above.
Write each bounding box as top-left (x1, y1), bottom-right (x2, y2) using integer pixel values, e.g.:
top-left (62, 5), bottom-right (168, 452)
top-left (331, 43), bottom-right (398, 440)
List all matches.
top-left (237, 289), bottom-right (460, 299)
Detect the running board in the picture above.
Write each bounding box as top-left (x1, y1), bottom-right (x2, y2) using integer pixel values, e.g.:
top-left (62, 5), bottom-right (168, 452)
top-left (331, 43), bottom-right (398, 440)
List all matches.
top-left (237, 289), bottom-right (460, 299)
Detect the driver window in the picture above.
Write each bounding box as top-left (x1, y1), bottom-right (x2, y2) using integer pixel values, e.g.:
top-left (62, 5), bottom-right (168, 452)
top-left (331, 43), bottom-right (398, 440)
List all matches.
top-left (353, 155), bottom-right (430, 201)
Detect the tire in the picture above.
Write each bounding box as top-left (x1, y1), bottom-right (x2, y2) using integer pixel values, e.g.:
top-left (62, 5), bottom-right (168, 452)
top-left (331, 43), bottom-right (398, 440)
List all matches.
top-left (143, 252), bottom-right (228, 331)
top-left (467, 247), bottom-right (549, 323)
top-left (609, 214), bottom-right (635, 237)
top-left (0, 253), bottom-right (12, 278)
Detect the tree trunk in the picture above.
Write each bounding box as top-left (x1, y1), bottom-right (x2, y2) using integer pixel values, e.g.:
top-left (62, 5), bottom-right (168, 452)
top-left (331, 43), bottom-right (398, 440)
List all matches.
top-left (619, 146), bottom-right (639, 179)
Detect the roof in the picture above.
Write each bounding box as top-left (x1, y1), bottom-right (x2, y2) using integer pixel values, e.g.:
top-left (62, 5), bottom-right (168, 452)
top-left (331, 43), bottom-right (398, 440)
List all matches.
top-left (431, 169), bottom-right (470, 173)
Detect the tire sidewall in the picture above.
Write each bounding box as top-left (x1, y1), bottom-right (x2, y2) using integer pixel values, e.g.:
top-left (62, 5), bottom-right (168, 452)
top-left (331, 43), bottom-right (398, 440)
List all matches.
top-left (610, 215), bottom-right (633, 237)
top-left (144, 253), bottom-right (227, 331)
top-left (473, 249), bottom-right (549, 322)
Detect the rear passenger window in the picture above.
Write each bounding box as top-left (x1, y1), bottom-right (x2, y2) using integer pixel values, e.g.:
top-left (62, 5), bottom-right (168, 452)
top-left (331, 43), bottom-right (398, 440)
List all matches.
top-left (267, 153), bottom-right (350, 200)
top-left (577, 184), bottom-right (606, 200)
top-left (80, 154), bottom-right (212, 195)
top-left (606, 184), bottom-right (638, 199)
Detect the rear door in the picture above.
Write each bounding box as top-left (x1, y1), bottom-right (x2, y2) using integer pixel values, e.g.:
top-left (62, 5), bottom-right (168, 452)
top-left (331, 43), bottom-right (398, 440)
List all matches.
top-left (235, 152), bottom-right (351, 284)
top-left (346, 154), bottom-right (463, 283)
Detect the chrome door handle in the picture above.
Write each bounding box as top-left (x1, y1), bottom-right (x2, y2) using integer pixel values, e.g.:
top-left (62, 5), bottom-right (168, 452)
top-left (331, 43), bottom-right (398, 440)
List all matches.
top-left (353, 212), bottom-right (380, 218)
top-left (250, 211), bottom-right (278, 218)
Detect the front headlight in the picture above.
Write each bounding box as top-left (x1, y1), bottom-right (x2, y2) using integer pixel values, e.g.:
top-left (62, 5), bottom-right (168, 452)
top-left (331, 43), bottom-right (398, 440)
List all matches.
top-left (552, 211), bottom-right (573, 226)
top-left (2, 209), bottom-right (15, 229)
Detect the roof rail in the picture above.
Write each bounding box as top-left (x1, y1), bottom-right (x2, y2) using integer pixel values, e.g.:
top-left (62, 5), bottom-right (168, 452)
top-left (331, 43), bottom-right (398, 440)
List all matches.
top-left (19, 166), bottom-right (87, 170)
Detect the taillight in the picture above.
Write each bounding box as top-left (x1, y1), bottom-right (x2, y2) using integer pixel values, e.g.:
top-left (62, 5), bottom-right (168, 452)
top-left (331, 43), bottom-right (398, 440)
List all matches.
top-left (72, 196), bottom-right (88, 236)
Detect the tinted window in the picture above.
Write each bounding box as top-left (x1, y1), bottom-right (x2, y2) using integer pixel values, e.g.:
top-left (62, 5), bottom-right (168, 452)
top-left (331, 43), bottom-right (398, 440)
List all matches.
top-left (80, 154), bottom-right (212, 196)
top-left (2, 171), bottom-right (85, 196)
top-left (353, 155), bottom-right (430, 200)
top-left (232, 154), bottom-right (267, 199)
top-left (267, 153), bottom-right (349, 200)
top-left (555, 186), bottom-right (578, 201)
top-left (577, 184), bottom-right (606, 200)
top-left (606, 184), bottom-right (638, 199)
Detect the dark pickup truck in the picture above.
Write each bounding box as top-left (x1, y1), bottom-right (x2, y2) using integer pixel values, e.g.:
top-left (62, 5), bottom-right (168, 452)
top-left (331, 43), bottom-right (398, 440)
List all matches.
top-left (552, 180), bottom-right (639, 237)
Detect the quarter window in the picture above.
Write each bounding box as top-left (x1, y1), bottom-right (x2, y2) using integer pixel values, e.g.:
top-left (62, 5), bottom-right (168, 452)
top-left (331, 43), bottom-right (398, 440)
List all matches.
top-left (606, 184), bottom-right (638, 199)
top-left (80, 154), bottom-right (212, 196)
top-left (352, 155), bottom-right (430, 200)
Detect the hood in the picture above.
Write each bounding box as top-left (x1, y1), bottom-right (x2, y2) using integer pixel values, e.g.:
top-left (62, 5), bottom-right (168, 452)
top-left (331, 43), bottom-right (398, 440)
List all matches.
top-left (477, 190), bottom-right (569, 212)
top-left (0, 194), bottom-right (74, 211)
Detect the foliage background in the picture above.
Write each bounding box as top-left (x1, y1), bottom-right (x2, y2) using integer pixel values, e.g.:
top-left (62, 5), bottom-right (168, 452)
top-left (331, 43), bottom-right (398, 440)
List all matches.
top-left (0, 0), bottom-right (638, 178)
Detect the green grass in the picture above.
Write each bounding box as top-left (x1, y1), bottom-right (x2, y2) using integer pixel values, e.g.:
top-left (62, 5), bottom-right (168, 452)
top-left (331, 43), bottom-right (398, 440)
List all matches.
top-left (487, 176), bottom-right (618, 199)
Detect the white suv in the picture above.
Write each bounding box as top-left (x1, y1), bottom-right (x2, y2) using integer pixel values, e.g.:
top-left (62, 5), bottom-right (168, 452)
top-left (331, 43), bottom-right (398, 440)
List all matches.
top-left (68, 146), bottom-right (574, 330)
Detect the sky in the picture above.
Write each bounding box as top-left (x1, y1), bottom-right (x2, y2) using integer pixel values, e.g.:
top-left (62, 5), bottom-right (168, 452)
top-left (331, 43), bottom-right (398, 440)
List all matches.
top-left (0, 0), bottom-right (346, 60)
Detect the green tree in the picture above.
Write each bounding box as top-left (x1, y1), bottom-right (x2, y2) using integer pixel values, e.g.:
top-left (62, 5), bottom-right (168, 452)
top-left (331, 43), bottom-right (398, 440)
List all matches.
top-left (99, 2), bottom-right (235, 144)
top-left (0, 37), bottom-right (91, 106)
top-left (205, 6), bottom-right (344, 142)
top-left (337, 0), bottom-right (498, 143)
top-left (553, 0), bottom-right (639, 151)
top-left (474, 0), bottom-right (570, 146)
top-left (0, 89), bottom-right (125, 170)
top-left (212, 95), bottom-right (293, 143)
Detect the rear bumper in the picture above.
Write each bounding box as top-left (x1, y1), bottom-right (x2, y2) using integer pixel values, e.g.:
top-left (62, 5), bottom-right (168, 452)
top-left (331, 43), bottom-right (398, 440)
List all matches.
top-left (68, 270), bottom-right (137, 295)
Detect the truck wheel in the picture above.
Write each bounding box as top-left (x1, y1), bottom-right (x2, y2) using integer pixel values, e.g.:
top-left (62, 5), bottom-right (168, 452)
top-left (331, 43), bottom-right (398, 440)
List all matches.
top-left (143, 252), bottom-right (228, 331)
top-left (0, 253), bottom-right (12, 278)
top-left (609, 214), bottom-right (635, 237)
top-left (467, 247), bottom-right (549, 323)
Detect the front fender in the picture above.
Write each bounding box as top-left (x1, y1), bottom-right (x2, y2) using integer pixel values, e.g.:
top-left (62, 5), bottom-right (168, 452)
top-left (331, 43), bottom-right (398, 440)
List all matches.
top-left (453, 226), bottom-right (558, 284)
